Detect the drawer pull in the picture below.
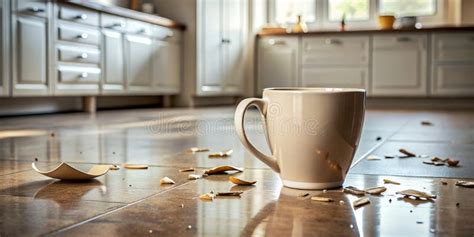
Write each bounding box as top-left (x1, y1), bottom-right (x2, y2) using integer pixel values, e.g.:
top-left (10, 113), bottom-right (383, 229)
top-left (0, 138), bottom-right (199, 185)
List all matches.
top-left (76, 14), bottom-right (88, 20)
top-left (78, 53), bottom-right (88, 59)
top-left (396, 37), bottom-right (412, 42)
top-left (221, 38), bottom-right (231, 44)
top-left (78, 33), bottom-right (89, 39)
top-left (79, 72), bottom-right (89, 78)
top-left (138, 29), bottom-right (146, 34)
top-left (27, 7), bottom-right (45, 13)
top-left (108, 22), bottom-right (125, 28)
top-left (268, 39), bottom-right (286, 45)
top-left (325, 38), bottom-right (342, 45)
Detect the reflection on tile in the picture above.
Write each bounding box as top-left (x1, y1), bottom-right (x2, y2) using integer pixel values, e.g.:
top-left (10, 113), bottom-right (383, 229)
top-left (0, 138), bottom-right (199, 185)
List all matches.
top-left (0, 195), bottom-right (123, 236)
top-left (55, 171), bottom-right (474, 237)
top-left (350, 141), bottom-right (474, 178)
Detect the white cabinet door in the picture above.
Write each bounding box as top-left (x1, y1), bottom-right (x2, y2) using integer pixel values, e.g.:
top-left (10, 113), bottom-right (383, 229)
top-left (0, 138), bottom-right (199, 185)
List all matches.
top-left (432, 64), bottom-right (474, 96)
top-left (197, 0), bottom-right (223, 95)
top-left (257, 37), bottom-right (299, 94)
top-left (12, 15), bottom-right (49, 96)
top-left (102, 29), bottom-right (125, 93)
top-left (372, 34), bottom-right (428, 96)
top-left (0, 0), bottom-right (9, 96)
top-left (302, 67), bottom-right (368, 89)
top-left (124, 34), bottom-right (153, 93)
top-left (153, 40), bottom-right (180, 94)
top-left (222, 0), bottom-right (245, 94)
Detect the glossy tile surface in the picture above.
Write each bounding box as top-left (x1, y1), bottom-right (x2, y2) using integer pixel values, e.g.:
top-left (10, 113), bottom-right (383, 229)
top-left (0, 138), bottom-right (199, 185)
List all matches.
top-left (0, 107), bottom-right (473, 236)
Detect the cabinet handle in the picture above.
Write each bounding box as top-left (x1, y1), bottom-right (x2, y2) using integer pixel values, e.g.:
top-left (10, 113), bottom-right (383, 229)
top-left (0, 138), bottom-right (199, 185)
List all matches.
top-left (325, 38), bottom-right (342, 45)
top-left (27, 7), bottom-right (45, 13)
top-left (268, 39), bottom-right (286, 45)
top-left (221, 38), bottom-right (231, 44)
top-left (78, 33), bottom-right (89, 39)
top-left (76, 14), bottom-right (88, 20)
top-left (396, 37), bottom-right (412, 42)
top-left (78, 53), bottom-right (88, 59)
top-left (138, 29), bottom-right (146, 34)
top-left (79, 72), bottom-right (89, 78)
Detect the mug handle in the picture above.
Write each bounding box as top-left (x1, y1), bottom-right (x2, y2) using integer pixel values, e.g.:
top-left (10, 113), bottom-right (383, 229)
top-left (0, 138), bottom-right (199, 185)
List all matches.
top-left (234, 98), bottom-right (280, 173)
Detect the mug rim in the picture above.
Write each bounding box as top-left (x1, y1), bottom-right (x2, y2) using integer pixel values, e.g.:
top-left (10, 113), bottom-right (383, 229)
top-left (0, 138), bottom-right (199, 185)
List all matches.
top-left (264, 87), bottom-right (366, 93)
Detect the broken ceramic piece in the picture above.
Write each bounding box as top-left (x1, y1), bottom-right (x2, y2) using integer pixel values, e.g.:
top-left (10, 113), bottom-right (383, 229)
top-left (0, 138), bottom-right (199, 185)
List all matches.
top-left (188, 147), bottom-right (210, 153)
top-left (109, 164), bottom-right (120, 170)
top-left (353, 197), bottom-right (370, 207)
top-left (123, 164), bottom-right (149, 169)
top-left (311, 196), bottom-right (333, 202)
top-left (208, 149), bottom-right (233, 158)
top-left (32, 162), bottom-right (109, 180)
top-left (188, 174), bottom-right (202, 180)
top-left (383, 178), bottom-right (400, 185)
top-left (216, 191), bottom-right (243, 197)
top-left (199, 192), bottom-right (216, 201)
top-left (396, 189), bottom-right (436, 200)
top-left (399, 148), bottom-right (416, 157)
top-left (366, 155), bottom-right (381, 160)
top-left (204, 165), bottom-right (243, 175)
top-left (343, 186), bottom-right (365, 196)
top-left (364, 186), bottom-right (387, 195)
top-left (160, 176), bottom-right (176, 185)
top-left (455, 180), bottom-right (474, 188)
top-left (446, 159), bottom-right (459, 167)
top-left (229, 176), bottom-right (256, 186)
top-left (179, 168), bottom-right (195, 172)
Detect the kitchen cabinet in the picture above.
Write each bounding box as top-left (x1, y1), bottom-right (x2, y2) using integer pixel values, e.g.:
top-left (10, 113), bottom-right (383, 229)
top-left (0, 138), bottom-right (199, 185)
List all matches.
top-left (301, 35), bottom-right (369, 91)
top-left (11, 12), bottom-right (49, 96)
top-left (196, 0), bottom-right (246, 95)
top-left (0, 0), bottom-right (9, 96)
top-left (124, 34), bottom-right (153, 93)
top-left (371, 34), bottom-right (428, 96)
top-left (431, 32), bottom-right (474, 96)
top-left (257, 37), bottom-right (299, 94)
top-left (102, 29), bottom-right (125, 93)
top-left (153, 40), bottom-right (180, 94)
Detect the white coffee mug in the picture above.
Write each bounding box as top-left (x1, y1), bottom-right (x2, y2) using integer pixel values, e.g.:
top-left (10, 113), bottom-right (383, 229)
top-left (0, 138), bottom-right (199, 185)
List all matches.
top-left (235, 88), bottom-right (366, 189)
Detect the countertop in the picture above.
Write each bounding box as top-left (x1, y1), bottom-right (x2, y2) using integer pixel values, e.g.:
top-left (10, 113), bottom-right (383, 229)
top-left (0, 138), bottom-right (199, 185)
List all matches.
top-left (59, 0), bottom-right (186, 30)
top-left (258, 25), bottom-right (474, 37)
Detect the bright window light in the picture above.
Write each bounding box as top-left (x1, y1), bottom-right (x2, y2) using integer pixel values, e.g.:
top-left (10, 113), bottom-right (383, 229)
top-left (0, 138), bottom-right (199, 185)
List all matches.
top-left (274, 0), bottom-right (316, 23)
top-left (328, 0), bottom-right (370, 21)
top-left (379, 0), bottom-right (437, 17)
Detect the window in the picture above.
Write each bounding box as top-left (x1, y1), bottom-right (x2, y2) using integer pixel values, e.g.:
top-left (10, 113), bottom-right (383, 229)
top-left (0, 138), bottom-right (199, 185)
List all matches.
top-left (328, 0), bottom-right (370, 21)
top-left (379, 0), bottom-right (437, 17)
top-left (274, 0), bottom-right (316, 24)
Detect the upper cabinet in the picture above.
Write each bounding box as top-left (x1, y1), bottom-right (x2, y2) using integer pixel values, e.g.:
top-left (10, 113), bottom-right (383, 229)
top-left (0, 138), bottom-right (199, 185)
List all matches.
top-left (257, 37), bottom-right (299, 94)
top-left (11, 0), bottom-right (50, 96)
top-left (431, 32), bottom-right (474, 96)
top-left (196, 0), bottom-right (246, 96)
top-left (371, 33), bottom-right (428, 96)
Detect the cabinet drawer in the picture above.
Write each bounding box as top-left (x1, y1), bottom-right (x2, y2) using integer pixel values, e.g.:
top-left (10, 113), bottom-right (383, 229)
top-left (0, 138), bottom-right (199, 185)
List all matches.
top-left (301, 67), bottom-right (368, 89)
top-left (432, 64), bottom-right (474, 96)
top-left (433, 32), bottom-right (474, 62)
top-left (152, 25), bottom-right (173, 40)
top-left (302, 36), bottom-right (369, 65)
top-left (59, 5), bottom-right (99, 26)
top-left (57, 45), bottom-right (100, 64)
top-left (58, 24), bottom-right (99, 45)
top-left (373, 34), bottom-right (427, 50)
top-left (101, 14), bottom-right (126, 31)
top-left (58, 66), bottom-right (101, 83)
top-left (126, 19), bottom-right (152, 36)
top-left (15, 0), bottom-right (47, 18)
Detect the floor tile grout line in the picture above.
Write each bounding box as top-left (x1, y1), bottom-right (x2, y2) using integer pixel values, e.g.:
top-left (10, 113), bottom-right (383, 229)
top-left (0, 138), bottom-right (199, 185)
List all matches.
top-left (43, 181), bottom-right (193, 236)
top-left (350, 120), bottom-right (411, 170)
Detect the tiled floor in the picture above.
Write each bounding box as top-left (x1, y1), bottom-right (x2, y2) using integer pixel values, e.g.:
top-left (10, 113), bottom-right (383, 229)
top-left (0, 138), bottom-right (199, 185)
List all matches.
top-left (0, 107), bottom-right (473, 236)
